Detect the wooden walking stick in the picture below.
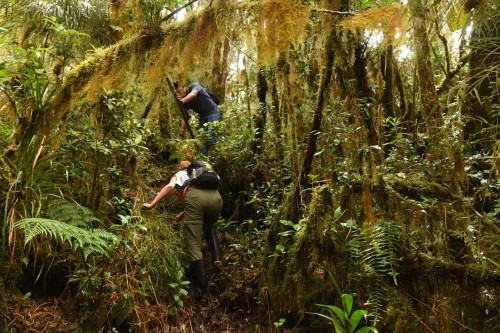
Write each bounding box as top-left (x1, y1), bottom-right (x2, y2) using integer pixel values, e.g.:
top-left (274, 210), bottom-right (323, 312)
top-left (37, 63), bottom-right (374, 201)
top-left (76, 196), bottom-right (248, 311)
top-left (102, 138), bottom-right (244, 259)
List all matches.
top-left (166, 77), bottom-right (195, 139)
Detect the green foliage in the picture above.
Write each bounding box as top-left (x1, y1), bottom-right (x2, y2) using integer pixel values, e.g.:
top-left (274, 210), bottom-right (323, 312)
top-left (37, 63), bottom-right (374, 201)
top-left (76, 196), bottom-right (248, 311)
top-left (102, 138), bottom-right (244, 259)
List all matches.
top-left (48, 199), bottom-right (100, 228)
top-left (309, 273), bottom-right (378, 333)
top-left (363, 220), bottom-right (402, 284)
top-left (0, 45), bottom-right (56, 126)
top-left (47, 16), bottom-right (90, 64)
top-left (343, 219), bottom-right (402, 323)
top-left (357, 0), bottom-right (395, 10)
top-left (55, 89), bottom-right (148, 206)
top-left (168, 269), bottom-right (190, 307)
top-left (1, 135), bottom-right (57, 259)
top-left (5, 0), bottom-right (109, 46)
top-left (14, 217), bottom-right (118, 260)
top-left (117, 216), bottom-right (187, 306)
top-left (0, 119), bottom-right (14, 145)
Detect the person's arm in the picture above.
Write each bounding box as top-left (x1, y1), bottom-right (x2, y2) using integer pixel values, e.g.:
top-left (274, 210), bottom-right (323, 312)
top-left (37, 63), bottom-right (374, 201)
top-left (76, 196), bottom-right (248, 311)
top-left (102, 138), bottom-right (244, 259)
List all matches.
top-left (143, 176), bottom-right (177, 209)
top-left (179, 88), bottom-right (199, 104)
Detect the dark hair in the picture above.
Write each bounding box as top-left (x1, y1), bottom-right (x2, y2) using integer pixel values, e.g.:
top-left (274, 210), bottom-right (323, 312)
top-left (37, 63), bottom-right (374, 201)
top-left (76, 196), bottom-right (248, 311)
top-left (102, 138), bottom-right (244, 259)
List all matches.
top-left (173, 81), bottom-right (180, 89)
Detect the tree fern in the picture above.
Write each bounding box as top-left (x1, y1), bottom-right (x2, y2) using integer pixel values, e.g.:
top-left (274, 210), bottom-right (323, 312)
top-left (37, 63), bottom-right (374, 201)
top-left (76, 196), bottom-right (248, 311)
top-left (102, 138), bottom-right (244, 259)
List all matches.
top-left (15, 218), bottom-right (118, 260)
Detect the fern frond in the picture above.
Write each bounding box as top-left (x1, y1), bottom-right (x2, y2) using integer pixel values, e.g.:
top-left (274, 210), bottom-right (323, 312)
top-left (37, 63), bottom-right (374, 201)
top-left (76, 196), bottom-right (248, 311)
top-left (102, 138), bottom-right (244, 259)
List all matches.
top-left (48, 199), bottom-right (100, 227)
top-left (344, 219), bottom-right (366, 261)
top-left (14, 218), bottom-right (118, 260)
top-left (363, 220), bottom-right (402, 284)
top-left (365, 280), bottom-right (389, 325)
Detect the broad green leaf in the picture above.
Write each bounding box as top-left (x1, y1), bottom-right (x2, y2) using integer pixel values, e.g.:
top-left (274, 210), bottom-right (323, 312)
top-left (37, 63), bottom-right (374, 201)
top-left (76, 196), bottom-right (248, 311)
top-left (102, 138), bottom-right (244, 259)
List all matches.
top-left (342, 293), bottom-right (354, 316)
top-left (350, 309), bottom-right (368, 332)
top-left (318, 304), bottom-right (346, 326)
top-left (334, 206), bottom-right (343, 220)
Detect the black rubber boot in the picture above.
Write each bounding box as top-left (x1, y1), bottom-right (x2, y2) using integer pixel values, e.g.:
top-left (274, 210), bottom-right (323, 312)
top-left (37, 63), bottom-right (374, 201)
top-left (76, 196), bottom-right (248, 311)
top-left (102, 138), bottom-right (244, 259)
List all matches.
top-left (189, 260), bottom-right (208, 300)
top-left (203, 225), bottom-right (222, 268)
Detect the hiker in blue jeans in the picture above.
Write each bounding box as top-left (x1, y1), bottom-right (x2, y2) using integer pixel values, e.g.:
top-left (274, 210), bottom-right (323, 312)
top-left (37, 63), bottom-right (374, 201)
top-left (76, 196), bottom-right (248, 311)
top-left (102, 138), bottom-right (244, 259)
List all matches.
top-left (175, 81), bottom-right (221, 155)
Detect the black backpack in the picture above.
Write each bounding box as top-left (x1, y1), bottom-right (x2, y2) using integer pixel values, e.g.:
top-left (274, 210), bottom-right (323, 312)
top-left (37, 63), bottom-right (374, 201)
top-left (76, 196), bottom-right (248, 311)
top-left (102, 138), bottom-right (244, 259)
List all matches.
top-left (186, 161), bottom-right (220, 189)
top-left (204, 88), bottom-right (221, 105)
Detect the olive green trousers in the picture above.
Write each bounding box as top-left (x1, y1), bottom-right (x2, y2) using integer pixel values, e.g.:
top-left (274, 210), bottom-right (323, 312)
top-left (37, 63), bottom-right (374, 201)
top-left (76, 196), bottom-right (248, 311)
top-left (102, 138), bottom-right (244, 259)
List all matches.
top-left (182, 188), bottom-right (223, 261)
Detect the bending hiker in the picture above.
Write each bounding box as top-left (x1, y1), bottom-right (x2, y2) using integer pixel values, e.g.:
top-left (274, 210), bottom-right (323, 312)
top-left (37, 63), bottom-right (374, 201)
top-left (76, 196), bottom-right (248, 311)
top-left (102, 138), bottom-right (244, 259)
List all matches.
top-left (175, 81), bottom-right (221, 155)
top-left (143, 160), bottom-right (223, 300)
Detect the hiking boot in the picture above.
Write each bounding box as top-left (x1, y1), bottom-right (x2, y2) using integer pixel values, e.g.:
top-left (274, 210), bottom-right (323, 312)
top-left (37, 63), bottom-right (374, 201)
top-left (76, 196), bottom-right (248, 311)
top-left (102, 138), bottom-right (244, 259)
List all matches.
top-left (203, 225), bottom-right (222, 268)
top-left (189, 260), bottom-right (208, 300)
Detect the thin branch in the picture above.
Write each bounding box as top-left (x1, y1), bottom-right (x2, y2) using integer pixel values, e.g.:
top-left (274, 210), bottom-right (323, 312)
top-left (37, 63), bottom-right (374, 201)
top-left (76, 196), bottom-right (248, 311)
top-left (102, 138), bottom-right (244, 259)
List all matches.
top-left (225, 35), bottom-right (257, 64)
top-left (437, 52), bottom-right (471, 94)
top-left (311, 8), bottom-right (355, 16)
top-left (0, 88), bottom-right (19, 120)
top-left (161, 0), bottom-right (199, 23)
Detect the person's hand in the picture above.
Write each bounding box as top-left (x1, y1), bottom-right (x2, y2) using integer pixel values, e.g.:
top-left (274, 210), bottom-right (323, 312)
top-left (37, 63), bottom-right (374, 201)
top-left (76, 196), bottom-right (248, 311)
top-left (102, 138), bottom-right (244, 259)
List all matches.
top-left (143, 202), bottom-right (154, 209)
top-left (177, 94), bottom-right (183, 103)
top-left (173, 211), bottom-right (184, 223)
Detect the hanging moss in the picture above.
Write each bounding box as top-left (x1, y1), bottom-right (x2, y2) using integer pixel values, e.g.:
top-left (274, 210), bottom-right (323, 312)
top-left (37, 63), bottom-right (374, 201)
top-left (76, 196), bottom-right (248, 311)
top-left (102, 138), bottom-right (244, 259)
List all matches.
top-left (339, 3), bottom-right (408, 47)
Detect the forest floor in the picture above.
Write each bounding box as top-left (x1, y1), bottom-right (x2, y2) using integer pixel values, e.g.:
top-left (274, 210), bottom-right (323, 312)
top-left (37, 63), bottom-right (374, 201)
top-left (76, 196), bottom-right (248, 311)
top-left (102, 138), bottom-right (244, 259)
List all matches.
top-left (5, 194), bottom-right (278, 332)
top-left (5, 234), bottom-right (274, 333)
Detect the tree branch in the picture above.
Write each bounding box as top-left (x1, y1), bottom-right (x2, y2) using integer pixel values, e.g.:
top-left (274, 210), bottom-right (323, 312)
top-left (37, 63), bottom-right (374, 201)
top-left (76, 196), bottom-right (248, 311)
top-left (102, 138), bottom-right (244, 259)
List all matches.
top-left (165, 77), bottom-right (195, 139)
top-left (161, 0), bottom-right (199, 23)
top-left (311, 8), bottom-right (355, 16)
top-left (437, 52), bottom-right (471, 94)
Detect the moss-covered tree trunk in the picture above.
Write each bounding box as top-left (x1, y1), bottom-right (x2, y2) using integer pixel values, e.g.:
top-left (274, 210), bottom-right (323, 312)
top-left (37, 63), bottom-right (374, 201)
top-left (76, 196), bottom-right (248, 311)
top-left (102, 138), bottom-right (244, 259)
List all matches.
top-left (252, 66), bottom-right (267, 156)
top-left (463, 7), bottom-right (499, 152)
top-left (410, 0), bottom-right (443, 128)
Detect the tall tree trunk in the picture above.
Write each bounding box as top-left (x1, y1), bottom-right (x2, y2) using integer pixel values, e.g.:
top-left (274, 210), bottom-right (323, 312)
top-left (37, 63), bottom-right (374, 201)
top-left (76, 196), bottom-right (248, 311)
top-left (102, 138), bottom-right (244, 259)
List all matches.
top-left (277, 52), bottom-right (301, 221)
top-left (381, 45), bottom-right (395, 119)
top-left (353, 34), bottom-right (379, 223)
top-left (293, 29), bottom-right (336, 212)
top-left (464, 8), bottom-right (499, 153)
top-left (393, 58), bottom-right (407, 119)
top-left (212, 33), bottom-right (231, 104)
top-left (252, 67), bottom-right (268, 156)
top-left (410, 0), bottom-right (443, 128)
top-left (269, 68), bottom-right (284, 161)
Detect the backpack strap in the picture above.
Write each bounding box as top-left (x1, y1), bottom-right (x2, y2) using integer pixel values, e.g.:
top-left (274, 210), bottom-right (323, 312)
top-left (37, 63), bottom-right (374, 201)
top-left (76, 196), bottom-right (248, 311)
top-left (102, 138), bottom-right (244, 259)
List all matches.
top-left (182, 183), bottom-right (191, 198)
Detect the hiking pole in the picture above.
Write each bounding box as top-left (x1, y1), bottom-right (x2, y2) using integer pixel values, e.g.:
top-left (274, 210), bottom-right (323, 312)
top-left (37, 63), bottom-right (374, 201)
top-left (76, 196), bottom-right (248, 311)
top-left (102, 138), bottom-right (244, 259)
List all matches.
top-left (166, 77), bottom-right (195, 139)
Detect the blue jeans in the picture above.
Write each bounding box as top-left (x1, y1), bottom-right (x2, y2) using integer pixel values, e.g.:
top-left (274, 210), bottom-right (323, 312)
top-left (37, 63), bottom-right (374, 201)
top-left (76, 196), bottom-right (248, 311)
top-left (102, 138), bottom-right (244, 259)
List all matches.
top-left (198, 109), bottom-right (221, 155)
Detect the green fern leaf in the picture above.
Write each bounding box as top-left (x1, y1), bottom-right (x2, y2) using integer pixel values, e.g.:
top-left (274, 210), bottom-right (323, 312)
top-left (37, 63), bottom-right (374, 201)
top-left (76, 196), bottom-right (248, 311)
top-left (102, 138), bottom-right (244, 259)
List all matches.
top-left (15, 217), bottom-right (118, 260)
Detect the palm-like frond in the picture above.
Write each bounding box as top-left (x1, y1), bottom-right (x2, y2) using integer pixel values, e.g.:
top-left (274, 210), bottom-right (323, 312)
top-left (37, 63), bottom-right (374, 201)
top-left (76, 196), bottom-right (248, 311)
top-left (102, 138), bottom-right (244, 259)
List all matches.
top-left (23, 0), bottom-right (108, 31)
top-left (15, 217), bottom-right (118, 260)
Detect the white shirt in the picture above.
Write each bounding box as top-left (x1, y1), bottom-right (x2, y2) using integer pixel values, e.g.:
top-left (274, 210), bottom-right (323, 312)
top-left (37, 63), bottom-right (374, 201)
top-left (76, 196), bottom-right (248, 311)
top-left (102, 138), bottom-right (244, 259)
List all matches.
top-left (175, 170), bottom-right (190, 189)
